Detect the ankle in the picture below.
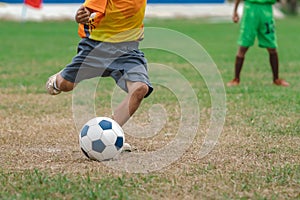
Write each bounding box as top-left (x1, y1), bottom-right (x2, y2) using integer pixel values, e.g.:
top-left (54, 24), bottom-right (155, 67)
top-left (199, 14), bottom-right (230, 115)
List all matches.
top-left (233, 78), bottom-right (240, 82)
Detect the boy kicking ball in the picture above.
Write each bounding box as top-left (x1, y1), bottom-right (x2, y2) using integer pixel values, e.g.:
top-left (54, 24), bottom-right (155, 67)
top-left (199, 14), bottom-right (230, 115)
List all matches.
top-left (46, 0), bottom-right (153, 151)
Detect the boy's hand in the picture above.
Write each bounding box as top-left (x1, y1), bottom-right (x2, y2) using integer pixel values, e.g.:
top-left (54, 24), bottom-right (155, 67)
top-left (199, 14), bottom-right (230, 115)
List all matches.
top-left (75, 5), bottom-right (91, 24)
top-left (232, 12), bottom-right (239, 23)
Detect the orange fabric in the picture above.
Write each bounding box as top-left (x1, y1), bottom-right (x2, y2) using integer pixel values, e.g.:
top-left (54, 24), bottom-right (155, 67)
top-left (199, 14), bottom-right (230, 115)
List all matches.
top-left (78, 0), bottom-right (146, 43)
top-left (83, 0), bottom-right (107, 13)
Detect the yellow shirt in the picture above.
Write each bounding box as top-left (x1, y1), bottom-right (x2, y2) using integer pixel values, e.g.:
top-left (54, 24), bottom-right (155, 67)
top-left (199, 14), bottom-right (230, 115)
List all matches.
top-left (78, 0), bottom-right (146, 43)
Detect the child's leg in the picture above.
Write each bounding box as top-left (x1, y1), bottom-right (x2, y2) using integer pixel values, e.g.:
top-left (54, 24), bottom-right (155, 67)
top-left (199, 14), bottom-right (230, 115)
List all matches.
top-left (113, 81), bottom-right (149, 127)
top-left (56, 73), bottom-right (76, 92)
top-left (267, 48), bottom-right (279, 81)
top-left (268, 48), bottom-right (289, 87)
top-left (46, 71), bottom-right (76, 95)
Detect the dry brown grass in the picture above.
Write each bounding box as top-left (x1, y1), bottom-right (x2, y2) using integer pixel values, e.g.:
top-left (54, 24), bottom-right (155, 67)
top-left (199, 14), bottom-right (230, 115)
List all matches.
top-left (0, 90), bottom-right (299, 199)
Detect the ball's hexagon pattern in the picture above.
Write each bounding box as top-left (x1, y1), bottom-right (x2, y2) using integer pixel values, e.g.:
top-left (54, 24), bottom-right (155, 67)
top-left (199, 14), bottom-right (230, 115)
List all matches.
top-left (112, 123), bottom-right (123, 137)
top-left (101, 130), bottom-right (117, 146)
top-left (79, 117), bottom-right (125, 162)
top-left (89, 150), bottom-right (104, 161)
top-left (80, 136), bottom-right (92, 152)
top-left (86, 125), bottom-right (102, 141)
top-left (101, 145), bottom-right (118, 160)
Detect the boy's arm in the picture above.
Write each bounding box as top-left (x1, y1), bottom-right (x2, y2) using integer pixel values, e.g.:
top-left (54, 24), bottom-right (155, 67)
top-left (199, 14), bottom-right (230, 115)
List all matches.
top-left (233, 0), bottom-right (241, 23)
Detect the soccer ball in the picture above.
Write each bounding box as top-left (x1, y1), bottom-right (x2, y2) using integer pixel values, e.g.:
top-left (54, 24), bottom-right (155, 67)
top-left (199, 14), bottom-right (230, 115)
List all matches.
top-left (79, 117), bottom-right (125, 161)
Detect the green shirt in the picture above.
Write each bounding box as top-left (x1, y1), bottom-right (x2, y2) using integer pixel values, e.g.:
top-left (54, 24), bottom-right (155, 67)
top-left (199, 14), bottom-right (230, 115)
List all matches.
top-left (245, 0), bottom-right (276, 4)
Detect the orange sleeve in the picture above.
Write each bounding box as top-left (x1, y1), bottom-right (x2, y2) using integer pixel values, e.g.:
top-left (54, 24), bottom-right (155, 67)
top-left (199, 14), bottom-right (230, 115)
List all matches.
top-left (83, 0), bottom-right (107, 13)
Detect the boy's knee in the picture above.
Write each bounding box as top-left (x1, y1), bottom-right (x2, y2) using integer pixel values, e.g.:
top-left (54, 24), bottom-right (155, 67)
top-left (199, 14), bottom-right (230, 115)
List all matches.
top-left (237, 46), bottom-right (248, 58)
top-left (131, 83), bottom-right (149, 101)
top-left (267, 48), bottom-right (277, 55)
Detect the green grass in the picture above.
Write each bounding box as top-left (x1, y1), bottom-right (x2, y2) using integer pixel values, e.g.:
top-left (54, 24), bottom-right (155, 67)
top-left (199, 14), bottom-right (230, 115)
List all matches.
top-left (0, 16), bottom-right (300, 199)
top-left (1, 165), bottom-right (299, 199)
top-left (0, 21), bottom-right (77, 93)
top-left (0, 169), bottom-right (143, 199)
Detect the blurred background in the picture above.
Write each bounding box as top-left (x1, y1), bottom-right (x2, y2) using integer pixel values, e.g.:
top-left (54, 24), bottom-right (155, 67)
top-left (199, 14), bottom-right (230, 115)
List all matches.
top-left (0, 0), bottom-right (298, 22)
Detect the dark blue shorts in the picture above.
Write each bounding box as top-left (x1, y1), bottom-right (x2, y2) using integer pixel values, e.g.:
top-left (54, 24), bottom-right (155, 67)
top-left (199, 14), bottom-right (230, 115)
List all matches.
top-left (61, 38), bottom-right (153, 97)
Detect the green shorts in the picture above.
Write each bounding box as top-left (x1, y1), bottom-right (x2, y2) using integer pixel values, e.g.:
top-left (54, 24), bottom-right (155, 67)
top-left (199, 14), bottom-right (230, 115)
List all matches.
top-left (238, 1), bottom-right (277, 48)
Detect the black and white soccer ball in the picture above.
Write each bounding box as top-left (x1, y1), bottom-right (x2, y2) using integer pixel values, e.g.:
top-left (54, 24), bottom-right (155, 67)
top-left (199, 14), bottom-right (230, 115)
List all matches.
top-left (79, 117), bottom-right (124, 161)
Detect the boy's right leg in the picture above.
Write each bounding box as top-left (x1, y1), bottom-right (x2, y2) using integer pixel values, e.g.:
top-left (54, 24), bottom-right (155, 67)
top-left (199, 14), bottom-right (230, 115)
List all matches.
top-left (227, 46), bottom-right (248, 86)
top-left (46, 72), bottom-right (61, 95)
top-left (46, 38), bottom-right (98, 95)
top-left (56, 73), bottom-right (76, 92)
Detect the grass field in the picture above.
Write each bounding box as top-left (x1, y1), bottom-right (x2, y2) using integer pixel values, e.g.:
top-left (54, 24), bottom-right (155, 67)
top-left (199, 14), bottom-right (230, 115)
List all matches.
top-left (0, 16), bottom-right (300, 199)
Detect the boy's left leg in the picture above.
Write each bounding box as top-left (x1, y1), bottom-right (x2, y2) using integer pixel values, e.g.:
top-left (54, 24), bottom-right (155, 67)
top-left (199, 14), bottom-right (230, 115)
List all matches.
top-left (112, 81), bottom-right (149, 127)
top-left (267, 48), bottom-right (289, 87)
top-left (113, 81), bottom-right (149, 152)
